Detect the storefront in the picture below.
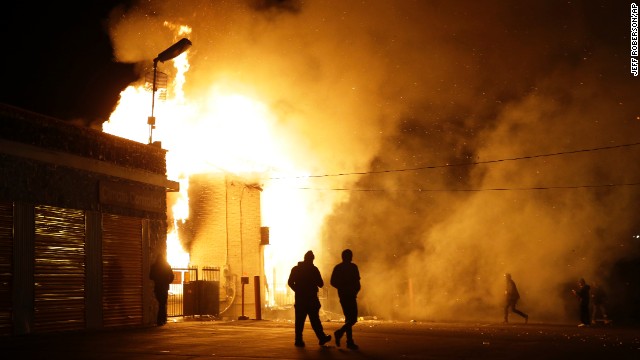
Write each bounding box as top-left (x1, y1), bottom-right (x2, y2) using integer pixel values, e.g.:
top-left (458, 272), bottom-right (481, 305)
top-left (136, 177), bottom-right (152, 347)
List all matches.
top-left (0, 104), bottom-right (178, 335)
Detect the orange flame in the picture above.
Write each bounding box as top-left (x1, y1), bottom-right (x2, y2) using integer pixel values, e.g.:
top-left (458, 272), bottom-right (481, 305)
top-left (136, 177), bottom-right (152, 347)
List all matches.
top-left (103, 27), bottom-right (329, 307)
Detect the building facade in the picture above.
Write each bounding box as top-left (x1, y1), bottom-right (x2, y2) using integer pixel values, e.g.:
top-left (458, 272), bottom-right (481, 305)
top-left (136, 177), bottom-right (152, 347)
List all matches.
top-left (181, 173), bottom-right (266, 320)
top-left (0, 104), bottom-right (177, 335)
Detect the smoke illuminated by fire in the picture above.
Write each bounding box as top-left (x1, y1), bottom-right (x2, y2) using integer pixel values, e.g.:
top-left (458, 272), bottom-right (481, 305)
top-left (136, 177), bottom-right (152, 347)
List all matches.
top-left (103, 1), bottom-right (640, 323)
top-left (103, 22), bottom-right (345, 307)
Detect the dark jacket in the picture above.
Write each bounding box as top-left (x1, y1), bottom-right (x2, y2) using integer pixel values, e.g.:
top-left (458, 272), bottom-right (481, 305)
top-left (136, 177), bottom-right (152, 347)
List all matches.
top-left (150, 257), bottom-right (174, 292)
top-left (288, 260), bottom-right (324, 301)
top-left (330, 262), bottom-right (361, 299)
top-left (577, 285), bottom-right (591, 305)
top-left (506, 279), bottom-right (520, 303)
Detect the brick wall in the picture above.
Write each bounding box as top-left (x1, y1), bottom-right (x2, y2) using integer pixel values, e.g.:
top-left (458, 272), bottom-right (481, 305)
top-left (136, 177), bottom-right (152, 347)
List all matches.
top-left (187, 174), bottom-right (265, 319)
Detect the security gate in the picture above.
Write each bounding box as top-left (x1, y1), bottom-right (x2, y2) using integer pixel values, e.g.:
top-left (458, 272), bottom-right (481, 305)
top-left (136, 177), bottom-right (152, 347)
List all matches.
top-left (0, 202), bottom-right (12, 336)
top-left (168, 266), bottom-right (220, 318)
top-left (33, 205), bottom-right (86, 333)
top-left (102, 214), bottom-right (143, 327)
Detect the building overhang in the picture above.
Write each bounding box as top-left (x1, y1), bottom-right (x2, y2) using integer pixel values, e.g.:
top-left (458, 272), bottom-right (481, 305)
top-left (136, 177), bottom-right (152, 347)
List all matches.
top-left (1, 138), bottom-right (179, 192)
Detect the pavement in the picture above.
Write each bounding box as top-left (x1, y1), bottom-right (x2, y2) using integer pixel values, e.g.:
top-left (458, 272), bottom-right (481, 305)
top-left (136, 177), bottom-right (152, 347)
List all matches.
top-left (1, 318), bottom-right (640, 360)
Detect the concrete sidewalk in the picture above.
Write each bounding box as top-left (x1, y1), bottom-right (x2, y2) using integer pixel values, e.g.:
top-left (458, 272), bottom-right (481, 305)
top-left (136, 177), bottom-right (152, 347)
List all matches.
top-left (2, 318), bottom-right (639, 359)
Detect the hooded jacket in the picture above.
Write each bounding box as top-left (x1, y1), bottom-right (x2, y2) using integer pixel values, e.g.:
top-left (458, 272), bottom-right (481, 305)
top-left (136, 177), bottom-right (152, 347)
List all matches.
top-left (288, 259), bottom-right (324, 301)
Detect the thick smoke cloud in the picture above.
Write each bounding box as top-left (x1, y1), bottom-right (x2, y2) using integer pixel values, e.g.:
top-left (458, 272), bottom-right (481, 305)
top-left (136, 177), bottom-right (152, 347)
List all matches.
top-left (108, 1), bottom-right (640, 323)
top-left (319, 3), bottom-right (640, 322)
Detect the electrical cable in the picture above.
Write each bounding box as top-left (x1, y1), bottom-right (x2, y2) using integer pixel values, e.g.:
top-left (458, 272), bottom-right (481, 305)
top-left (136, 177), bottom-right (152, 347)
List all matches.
top-left (268, 141), bottom-right (640, 180)
top-left (295, 182), bottom-right (640, 193)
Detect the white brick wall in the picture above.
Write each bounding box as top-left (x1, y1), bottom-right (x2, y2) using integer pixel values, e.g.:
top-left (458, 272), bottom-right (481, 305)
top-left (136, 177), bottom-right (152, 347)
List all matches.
top-left (188, 174), bottom-right (265, 319)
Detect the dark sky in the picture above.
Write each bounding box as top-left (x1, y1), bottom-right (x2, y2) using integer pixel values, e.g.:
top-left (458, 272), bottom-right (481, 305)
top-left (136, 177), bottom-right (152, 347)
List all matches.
top-left (2, 1), bottom-right (138, 126)
top-left (1, 1), bottom-right (635, 125)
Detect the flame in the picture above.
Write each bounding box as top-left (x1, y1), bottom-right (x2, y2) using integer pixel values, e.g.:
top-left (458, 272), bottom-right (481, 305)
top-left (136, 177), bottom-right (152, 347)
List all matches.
top-left (167, 224), bottom-right (190, 267)
top-left (103, 29), bottom-right (327, 306)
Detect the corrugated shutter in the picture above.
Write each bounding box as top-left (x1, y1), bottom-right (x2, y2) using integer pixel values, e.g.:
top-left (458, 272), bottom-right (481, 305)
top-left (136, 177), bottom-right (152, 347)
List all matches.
top-left (0, 202), bottom-right (13, 335)
top-left (102, 214), bottom-right (143, 327)
top-left (33, 205), bottom-right (86, 332)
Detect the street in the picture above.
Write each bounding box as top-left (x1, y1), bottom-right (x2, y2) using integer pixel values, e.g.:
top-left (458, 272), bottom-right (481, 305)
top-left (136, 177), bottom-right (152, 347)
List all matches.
top-left (2, 318), bottom-right (639, 359)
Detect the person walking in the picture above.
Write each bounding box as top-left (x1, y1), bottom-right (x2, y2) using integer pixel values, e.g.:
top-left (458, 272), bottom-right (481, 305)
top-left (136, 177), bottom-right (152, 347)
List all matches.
top-left (287, 250), bottom-right (332, 347)
top-left (572, 278), bottom-right (591, 327)
top-left (149, 253), bottom-right (174, 326)
top-left (330, 249), bottom-right (361, 350)
top-left (504, 273), bottom-right (529, 324)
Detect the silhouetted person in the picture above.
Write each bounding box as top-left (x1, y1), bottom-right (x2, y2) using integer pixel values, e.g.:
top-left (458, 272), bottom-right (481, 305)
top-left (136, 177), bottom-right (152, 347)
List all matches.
top-left (287, 250), bottom-right (332, 347)
top-left (590, 282), bottom-right (611, 325)
top-left (149, 253), bottom-right (174, 326)
top-left (572, 278), bottom-right (591, 327)
top-left (330, 249), bottom-right (361, 350)
top-left (504, 273), bottom-right (528, 323)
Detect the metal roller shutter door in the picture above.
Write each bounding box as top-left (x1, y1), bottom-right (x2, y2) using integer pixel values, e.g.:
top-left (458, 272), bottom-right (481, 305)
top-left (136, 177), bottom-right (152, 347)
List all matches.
top-left (102, 214), bottom-right (143, 327)
top-left (0, 202), bottom-right (12, 335)
top-left (33, 205), bottom-right (86, 333)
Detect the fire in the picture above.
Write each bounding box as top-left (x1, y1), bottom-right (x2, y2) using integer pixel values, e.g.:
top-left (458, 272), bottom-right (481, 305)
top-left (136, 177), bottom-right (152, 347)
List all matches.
top-left (103, 30), bottom-right (328, 308)
top-left (166, 225), bottom-right (190, 267)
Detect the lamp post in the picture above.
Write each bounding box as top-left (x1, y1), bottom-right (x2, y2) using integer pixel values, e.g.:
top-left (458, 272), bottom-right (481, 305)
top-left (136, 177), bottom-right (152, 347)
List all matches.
top-left (148, 38), bottom-right (193, 145)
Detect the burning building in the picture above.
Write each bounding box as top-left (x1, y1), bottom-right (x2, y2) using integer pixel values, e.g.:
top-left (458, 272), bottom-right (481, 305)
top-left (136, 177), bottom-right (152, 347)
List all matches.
top-left (0, 103), bottom-right (177, 335)
top-left (96, 1), bottom-right (640, 325)
top-left (173, 173), bottom-right (267, 320)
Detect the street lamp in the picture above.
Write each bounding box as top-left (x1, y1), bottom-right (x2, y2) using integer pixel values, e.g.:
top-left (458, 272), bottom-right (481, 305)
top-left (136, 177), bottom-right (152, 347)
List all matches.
top-left (148, 38), bottom-right (193, 145)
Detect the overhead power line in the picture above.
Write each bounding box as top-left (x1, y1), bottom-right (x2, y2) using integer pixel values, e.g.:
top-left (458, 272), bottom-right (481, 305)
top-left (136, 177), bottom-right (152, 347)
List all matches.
top-left (269, 141), bottom-right (640, 180)
top-left (295, 182), bottom-right (640, 193)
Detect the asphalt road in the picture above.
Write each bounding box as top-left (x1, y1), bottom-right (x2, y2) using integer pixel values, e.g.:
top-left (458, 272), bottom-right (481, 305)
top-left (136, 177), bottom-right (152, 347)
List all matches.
top-left (2, 319), bottom-right (639, 359)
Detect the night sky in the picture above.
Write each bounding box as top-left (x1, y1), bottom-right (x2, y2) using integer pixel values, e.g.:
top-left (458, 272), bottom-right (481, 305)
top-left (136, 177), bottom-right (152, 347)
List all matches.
top-left (2, 1), bottom-right (636, 125)
top-left (3, 0), bottom-right (640, 323)
top-left (3, 1), bottom-right (138, 126)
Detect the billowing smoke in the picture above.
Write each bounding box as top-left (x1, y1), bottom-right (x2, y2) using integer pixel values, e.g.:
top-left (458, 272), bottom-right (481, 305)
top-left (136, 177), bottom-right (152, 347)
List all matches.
top-left (107, 1), bottom-right (640, 323)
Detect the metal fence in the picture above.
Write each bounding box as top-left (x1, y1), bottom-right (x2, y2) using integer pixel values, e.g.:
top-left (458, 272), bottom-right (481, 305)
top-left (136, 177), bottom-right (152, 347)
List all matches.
top-left (168, 266), bottom-right (220, 318)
